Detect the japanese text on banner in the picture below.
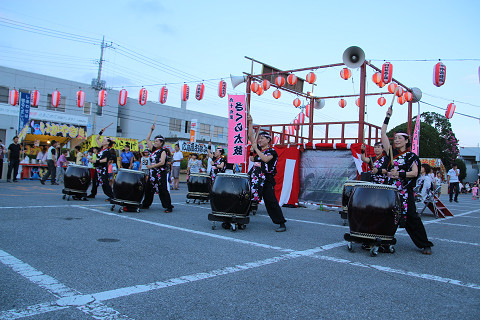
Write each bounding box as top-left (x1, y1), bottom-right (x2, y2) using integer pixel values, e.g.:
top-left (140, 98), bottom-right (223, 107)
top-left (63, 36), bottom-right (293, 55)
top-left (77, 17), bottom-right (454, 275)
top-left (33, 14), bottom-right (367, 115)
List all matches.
top-left (227, 95), bottom-right (246, 164)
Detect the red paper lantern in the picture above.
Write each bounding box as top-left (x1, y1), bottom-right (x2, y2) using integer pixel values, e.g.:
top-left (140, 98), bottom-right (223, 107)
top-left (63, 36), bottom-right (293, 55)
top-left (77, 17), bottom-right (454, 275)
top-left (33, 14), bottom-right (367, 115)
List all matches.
top-left (382, 62), bottom-right (393, 84)
top-left (51, 90), bottom-right (61, 108)
top-left (403, 91), bottom-right (413, 102)
top-left (433, 62), bottom-right (446, 87)
top-left (119, 89), bottom-right (127, 106)
top-left (275, 76), bottom-right (286, 87)
top-left (445, 102), bottom-right (455, 119)
top-left (287, 74), bottom-right (297, 85)
top-left (8, 89), bottom-right (18, 106)
top-left (396, 87), bottom-right (404, 97)
top-left (293, 118), bottom-right (298, 126)
top-left (98, 89), bottom-right (107, 107)
top-left (305, 104), bottom-right (311, 118)
top-left (339, 99), bottom-right (347, 108)
top-left (159, 86), bottom-right (168, 104)
top-left (31, 90), bottom-right (40, 107)
top-left (256, 86), bottom-right (264, 96)
top-left (377, 81), bottom-right (386, 88)
top-left (372, 72), bottom-right (382, 84)
top-left (397, 96), bottom-right (406, 105)
top-left (195, 83), bottom-right (205, 101)
top-left (262, 79), bottom-right (271, 91)
top-left (340, 68), bottom-right (352, 80)
top-left (298, 112), bottom-right (305, 123)
top-left (306, 72), bottom-right (316, 84)
top-left (139, 87), bottom-right (148, 105)
top-left (273, 135), bottom-right (280, 144)
top-left (388, 83), bottom-right (398, 94)
top-left (378, 96), bottom-right (386, 106)
top-left (250, 82), bottom-right (259, 93)
top-left (272, 89), bottom-right (281, 99)
top-left (181, 84), bottom-right (189, 102)
top-left (218, 80), bottom-right (227, 98)
top-left (76, 90), bottom-right (85, 108)
top-left (293, 98), bottom-right (301, 107)
top-left (355, 98), bottom-right (360, 107)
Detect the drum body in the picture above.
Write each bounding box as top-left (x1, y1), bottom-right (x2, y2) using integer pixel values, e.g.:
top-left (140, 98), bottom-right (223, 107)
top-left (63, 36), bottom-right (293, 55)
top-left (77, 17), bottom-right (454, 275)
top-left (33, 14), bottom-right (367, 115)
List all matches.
top-left (64, 164), bottom-right (91, 194)
top-left (210, 173), bottom-right (251, 216)
top-left (187, 173), bottom-right (211, 199)
top-left (348, 184), bottom-right (401, 241)
top-left (342, 180), bottom-right (369, 211)
top-left (113, 169), bottom-right (145, 206)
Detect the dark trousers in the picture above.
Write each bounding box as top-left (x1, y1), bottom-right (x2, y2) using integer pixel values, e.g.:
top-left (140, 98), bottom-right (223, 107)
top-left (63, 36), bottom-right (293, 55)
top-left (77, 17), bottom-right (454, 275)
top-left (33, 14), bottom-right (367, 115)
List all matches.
top-left (7, 159), bottom-right (20, 181)
top-left (408, 194), bottom-right (433, 249)
top-left (41, 160), bottom-right (56, 183)
top-left (89, 169), bottom-right (98, 196)
top-left (142, 171), bottom-right (172, 209)
top-left (99, 172), bottom-right (114, 199)
top-left (121, 163), bottom-right (130, 169)
top-left (0, 158), bottom-right (3, 179)
top-left (449, 182), bottom-right (459, 201)
top-left (263, 180), bottom-right (286, 225)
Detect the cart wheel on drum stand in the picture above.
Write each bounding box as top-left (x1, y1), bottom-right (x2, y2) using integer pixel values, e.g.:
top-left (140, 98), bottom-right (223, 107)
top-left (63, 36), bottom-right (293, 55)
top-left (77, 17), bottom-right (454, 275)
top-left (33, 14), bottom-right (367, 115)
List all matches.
top-left (347, 242), bottom-right (354, 252)
top-left (369, 238), bottom-right (383, 257)
top-left (221, 222), bottom-right (230, 230)
top-left (62, 195), bottom-right (66, 200)
top-left (110, 205), bottom-right (115, 212)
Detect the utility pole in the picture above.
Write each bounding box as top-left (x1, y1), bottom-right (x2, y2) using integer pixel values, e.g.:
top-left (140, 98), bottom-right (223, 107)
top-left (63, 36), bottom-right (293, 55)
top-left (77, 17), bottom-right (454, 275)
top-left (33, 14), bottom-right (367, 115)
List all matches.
top-left (91, 36), bottom-right (112, 134)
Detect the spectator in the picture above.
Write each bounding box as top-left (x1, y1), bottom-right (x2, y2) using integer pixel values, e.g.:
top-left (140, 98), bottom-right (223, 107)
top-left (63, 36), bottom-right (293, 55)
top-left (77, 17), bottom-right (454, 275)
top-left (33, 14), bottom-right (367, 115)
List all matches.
top-left (172, 143), bottom-right (183, 190)
top-left (36, 147), bottom-right (46, 164)
top-left (120, 144), bottom-right (134, 169)
top-left (7, 136), bottom-right (22, 182)
top-left (0, 139), bottom-right (5, 180)
top-left (56, 149), bottom-right (69, 183)
top-left (41, 140), bottom-right (58, 185)
top-left (75, 146), bottom-right (83, 165)
top-left (132, 152), bottom-right (141, 171)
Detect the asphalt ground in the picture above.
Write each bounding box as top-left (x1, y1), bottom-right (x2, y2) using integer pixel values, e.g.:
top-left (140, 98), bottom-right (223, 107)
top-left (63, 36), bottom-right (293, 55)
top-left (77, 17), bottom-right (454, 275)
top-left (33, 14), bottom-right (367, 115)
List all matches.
top-left (0, 180), bottom-right (479, 320)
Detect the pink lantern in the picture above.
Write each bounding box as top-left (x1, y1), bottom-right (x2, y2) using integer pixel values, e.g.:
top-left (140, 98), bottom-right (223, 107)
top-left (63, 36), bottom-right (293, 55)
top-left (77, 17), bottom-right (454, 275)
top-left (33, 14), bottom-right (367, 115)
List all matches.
top-left (195, 83), bottom-right (205, 101)
top-left (262, 79), bottom-right (271, 91)
top-left (445, 102), bottom-right (456, 119)
top-left (433, 62), bottom-right (446, 87)
top-left (338, 99), bottom-right (347, 108)
top-left (340, 68), bottom-right (352, 80)
top-left (119, 89), bottom-right (128, 106)
top-left (306, 72), bottom-right (316, 84)
top-left (404, 91), bottom-right (413, 102)
top-left (388, 83), bottom-right (398, 94)
top-left (256, 86), bottom-right (264, 96)
top-left (8, 89), bottom-right (18, 106)
top-left (250, 82), bottom-right (259, 93)
top-left (218, 80), bottom-right (227, 98)
top-left (293, 98), bottom-right (301, 108)
top-left (139, 88), bottom-right (148, 105)
top-left (305, 104), bottom-right (311, 118)
top-left (181, 84), bottom-right (189, 102)
top-left (76, 90), bottom-right (85, 108)
top-left (159, 86), bottom-right (168, 104)
top-left (372, 72), bottom-right (382, 84)
top-left (275, 76), bottom-right (286, 87)
top-left (272, 89), bottom-right (281, 99)
top-left (287, 74), bottom-right (297, 85)
top-left (378, 96), bottom-right (386, 106)
top-left (382, 62), bottom-right (393, 84)
top-left (51, 90), bottom-right (61, 108)
top-left (31, 90), bottom-right (40, 107)
top-left (98, 89), bottom-right (107, 107)
top-left (298, 112), bottom-right (305, 123)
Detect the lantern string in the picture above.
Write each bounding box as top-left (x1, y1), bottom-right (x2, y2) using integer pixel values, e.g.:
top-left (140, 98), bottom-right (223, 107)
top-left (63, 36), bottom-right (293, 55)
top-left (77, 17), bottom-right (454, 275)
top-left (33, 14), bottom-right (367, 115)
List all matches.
top-left (421, 101), bottom-right (480, 120)
top-left (423, 93), bottom-right (480, 108)
top-left (371, 58), bottom-right (480, 62)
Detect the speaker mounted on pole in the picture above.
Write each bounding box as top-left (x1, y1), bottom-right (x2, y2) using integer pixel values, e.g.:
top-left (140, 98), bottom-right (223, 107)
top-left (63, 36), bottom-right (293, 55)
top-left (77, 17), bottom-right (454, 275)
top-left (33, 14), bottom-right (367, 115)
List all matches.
top-left (342, 46), bottom-right (365, 69)
top-left (230, 74), bottom-right (247, 89)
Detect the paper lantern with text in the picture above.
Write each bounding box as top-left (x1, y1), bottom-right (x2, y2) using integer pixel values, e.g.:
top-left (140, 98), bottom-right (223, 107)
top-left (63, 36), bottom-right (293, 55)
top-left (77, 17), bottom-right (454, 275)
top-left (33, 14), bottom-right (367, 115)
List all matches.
top-left (98, 89), bottom-right (107, 107)
top-left (306, 72), bottom-right (316, 84)
top-left (51, 90), bottom-right (61, 108)
top-left (403, 91), bottom-right (413, 102)
top-left (119, 89), bottom-right (127, 106)
top-left (262, 79), bottom-right (271, 91)
top-left (195, 83), bottom-right (205, 101)
top-left (372, 72), bottom-right (382, 84)
top-left (388, 83), bottom-right (398, 94)
top-left (275, 76), bottom-right (286, 87)
top-left (256, 86), bottom-right (264, 96)
top-left (397, 95), bottom-right (406, 105)
top-left (445, 102), bottom-right (455, 119)
top-left (273, 89), bottom-right (281, 99)
top-left (340, 68), bottom-right (352, 80)
top-left (382, 62), bottom-right (393, 84)
top-left (250, 82), bottom-right (259, 93)
top-left (433, 62), bottom-right (446, 87)
top-left (378, 96), bottom-right (386, 106)
top-left (76, 90), bottom-right (85, 108)
top-left (159, 86), bottom-right (168, 104)
top-left (31, 90), bottom-right (40, 107)
top-left (293, 98), bottom-right (301, 108)
top-left (181, 84), bottom-right (189, 102)
top-left (339, 99), bottom-right (347, 108)
top-left (139, 88), bottom-right (148, 105)
top-left (218, 80), bottom-right (227, 98)
top-left (8, 89), bottom-right (18, 106)
top-left (287, 74), bottom-right (297, 85)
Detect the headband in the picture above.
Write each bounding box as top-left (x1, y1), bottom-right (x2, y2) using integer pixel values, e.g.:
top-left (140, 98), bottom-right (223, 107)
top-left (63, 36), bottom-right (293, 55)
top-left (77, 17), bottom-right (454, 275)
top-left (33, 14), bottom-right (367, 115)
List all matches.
top-left (395, 133), bottom-right (409, 137)
top-left (258, 132), bottom-right (271, 140)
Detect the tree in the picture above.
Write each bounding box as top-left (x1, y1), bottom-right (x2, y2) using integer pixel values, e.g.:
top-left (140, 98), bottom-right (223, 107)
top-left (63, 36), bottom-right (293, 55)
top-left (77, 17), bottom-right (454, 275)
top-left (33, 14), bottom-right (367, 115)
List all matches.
top-left (455, 158), bottom-right (467, 182)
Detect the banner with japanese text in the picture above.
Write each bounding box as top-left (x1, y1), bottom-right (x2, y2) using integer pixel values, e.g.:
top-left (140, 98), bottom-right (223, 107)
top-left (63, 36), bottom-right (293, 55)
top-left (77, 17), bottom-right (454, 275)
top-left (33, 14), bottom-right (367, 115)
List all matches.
top-left (227, 95), bottom-right (246, 164)
top-left (18, 92), bottom-right (31, 132)
top-left (412, 114), bottom-right (420, 155)
top-left (190, 119), bottom-right (197, 143)
top-left (28, 119), bottom-right (87, 139)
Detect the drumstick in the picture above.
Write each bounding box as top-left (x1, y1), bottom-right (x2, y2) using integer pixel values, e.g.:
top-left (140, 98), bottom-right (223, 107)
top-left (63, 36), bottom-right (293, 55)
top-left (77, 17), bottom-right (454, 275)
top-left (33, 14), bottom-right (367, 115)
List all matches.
top-left (104, 122), bottom-right (114, 129)
top-left (153, 115), bottom-right (157, 125)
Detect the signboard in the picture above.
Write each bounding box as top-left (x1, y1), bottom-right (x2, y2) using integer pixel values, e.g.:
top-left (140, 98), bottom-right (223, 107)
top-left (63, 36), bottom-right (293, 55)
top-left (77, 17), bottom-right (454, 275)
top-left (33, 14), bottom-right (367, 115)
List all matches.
top-left (82, 135), bottom-right (139, 152)
top-left (180, 141), bottom-right (209, 154)
top-left (190, 119), bottom-right (197, 143)
top-left (28, 120), bottom-right (87, 139)
top-left (227, 95), bottom-right (246, 164)
top-left (261, 65), bottom-right (304, 94)
top-left (18, 92), bottom-right (31, 132)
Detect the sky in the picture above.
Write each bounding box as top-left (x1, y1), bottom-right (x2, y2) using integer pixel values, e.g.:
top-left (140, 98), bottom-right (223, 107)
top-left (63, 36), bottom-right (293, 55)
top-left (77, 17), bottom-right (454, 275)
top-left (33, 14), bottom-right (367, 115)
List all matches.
top-left (0, 0), bottom-right (479, 147)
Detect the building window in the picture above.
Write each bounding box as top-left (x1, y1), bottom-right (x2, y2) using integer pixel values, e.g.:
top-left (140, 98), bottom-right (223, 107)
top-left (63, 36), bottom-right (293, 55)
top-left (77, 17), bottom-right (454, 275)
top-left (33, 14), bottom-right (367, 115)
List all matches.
top-left (47, 94), bottom-right (66, 112)
top-left (213, 126), bottom-right (223, 138)
top-left (0, 86), bottom-right (9, 103)
top-left (200, 123), bottom-right (210, 136)
top-left (96, 104), bottom-right (103, 116)
top-left (83, 102), bottom-right (91, 115)
top-left (185, 121), bottom-right (191, 133)
top-left (169, 118), bottom-right (181, 132)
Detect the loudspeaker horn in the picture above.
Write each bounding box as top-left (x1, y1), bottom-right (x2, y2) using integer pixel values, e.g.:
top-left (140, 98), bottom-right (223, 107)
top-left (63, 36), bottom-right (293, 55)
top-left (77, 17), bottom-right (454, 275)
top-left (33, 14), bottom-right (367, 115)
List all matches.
top-left (411, 87), bottom-right (422, 103)
top-left (230, 74), bottom-right (247, 89)
top-left (313, 98), bottom-right (325, 109)
top-left (342, 46), bottom-right (365, 69)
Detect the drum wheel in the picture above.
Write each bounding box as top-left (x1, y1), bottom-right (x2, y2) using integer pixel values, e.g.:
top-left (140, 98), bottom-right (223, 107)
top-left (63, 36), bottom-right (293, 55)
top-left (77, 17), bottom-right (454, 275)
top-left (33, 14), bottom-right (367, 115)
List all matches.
top-left (230, 223), bottom-right (237, 232)
top-left (370, 246), bottom-right (379, 257)
top-left (221, 222), bottom-right (230, 230)
top-left (211, 223), bottom-right (216, 230)
top-left (62, 195), bottom-right (66, 200)
top-left (347, 242), bottom-right (354, 252)
top-left (238, 224), bottom-right (246, 230)
top-left (110, 205), bottom-right (115, 212)
top-left (118, 207), bottom-right (123, 213)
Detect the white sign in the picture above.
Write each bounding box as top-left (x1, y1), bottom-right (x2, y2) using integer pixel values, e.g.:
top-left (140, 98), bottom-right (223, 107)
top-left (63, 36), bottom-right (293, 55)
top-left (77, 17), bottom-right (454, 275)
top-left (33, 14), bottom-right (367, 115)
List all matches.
top-left (0, 104), bottom-right (89, 126)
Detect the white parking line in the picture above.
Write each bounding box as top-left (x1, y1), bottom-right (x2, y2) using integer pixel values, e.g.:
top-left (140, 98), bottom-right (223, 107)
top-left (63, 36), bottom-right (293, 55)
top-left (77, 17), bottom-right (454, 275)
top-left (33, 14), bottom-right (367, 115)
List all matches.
top-left (433, 222), bottom-right (480, 228)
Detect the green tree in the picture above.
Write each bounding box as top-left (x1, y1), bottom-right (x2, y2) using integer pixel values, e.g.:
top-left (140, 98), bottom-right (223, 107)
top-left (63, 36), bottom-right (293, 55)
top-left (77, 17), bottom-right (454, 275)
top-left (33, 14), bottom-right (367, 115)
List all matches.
top-left (455, 158), bottom-right (467, 182)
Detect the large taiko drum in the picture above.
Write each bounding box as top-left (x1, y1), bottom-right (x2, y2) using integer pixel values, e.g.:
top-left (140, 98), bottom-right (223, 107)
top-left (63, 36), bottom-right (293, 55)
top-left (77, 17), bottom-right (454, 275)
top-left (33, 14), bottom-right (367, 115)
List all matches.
top-left (210, 173), bottom-right (251, 216)
top-left (342, 180), bottom-right (369, 211)
top-left (112, 169), bottom-right (145, 207)
top-left (347, 183), bottom-right (401, 241)
top-left (63, 164), bottom-right (91, 195)
top-left (187, 173), bottom-right (211, 201)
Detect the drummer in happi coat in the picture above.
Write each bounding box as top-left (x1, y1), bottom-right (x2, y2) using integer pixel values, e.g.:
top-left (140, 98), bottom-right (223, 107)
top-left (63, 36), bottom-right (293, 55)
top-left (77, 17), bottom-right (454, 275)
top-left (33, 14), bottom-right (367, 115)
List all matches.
top-left (207, 142), bottom-right (226, 184)
top-left (360, 141), bottom-right (390, 184)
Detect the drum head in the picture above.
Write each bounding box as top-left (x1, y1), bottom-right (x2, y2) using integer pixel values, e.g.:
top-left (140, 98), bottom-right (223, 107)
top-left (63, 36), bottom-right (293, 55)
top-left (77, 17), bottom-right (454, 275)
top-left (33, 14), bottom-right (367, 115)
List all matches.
top-left (68, 164), bottom-right (89, 169)
top-left (343, 180), bottom-right (370, 187)
top-left (190, 173), bottom-right (210, 178)
top-left (217, 173), bottom-right (249, 179)
top-left (118, 168), bottom-right (145, 175)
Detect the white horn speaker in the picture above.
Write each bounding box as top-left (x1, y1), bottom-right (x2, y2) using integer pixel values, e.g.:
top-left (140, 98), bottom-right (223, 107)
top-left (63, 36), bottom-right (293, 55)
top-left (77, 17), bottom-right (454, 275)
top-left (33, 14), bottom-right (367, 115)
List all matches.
top-left (342, 46), bottom-right (365, 69)
top-left (230, 74), bottom-right (247, 89)
top-left (411, 87), bottom-right (422, 103)
top-left (313, 98), bottom-right (325, 109)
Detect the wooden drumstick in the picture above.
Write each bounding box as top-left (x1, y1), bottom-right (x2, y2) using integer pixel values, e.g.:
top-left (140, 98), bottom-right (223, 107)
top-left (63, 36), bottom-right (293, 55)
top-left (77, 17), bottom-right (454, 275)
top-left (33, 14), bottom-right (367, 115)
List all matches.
top-left (389, 86), bottom-right (399, 109)
top-left (104, 122), bottom-right (114, 129)
top-left (153, 115), bottom-right (157, 125)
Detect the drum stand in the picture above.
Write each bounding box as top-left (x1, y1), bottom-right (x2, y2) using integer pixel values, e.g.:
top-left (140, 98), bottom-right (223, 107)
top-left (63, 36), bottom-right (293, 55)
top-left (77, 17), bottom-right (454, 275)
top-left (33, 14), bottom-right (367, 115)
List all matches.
top-left (109, 199), bottom-right (141, 213)
top-left (344, 233), bottom-right (396, 257)
top-left (62, 189), bottom-right (88, 201)
top-left (208, 213), bottom-right (249, 231)
top-left (186, 192), bottom-right (209, 204)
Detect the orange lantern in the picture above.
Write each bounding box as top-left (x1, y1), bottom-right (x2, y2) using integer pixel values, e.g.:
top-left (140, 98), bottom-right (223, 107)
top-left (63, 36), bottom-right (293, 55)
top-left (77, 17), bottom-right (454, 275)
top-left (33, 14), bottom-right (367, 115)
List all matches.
top-left (372, 72), bottom-right (382, 84)
top-left (275, 76), bottom-right (286, 87)
top-left (388, 83), bottom-right (398, 94)
top-left (340, 68), bottom-right (352, 80)
top-left (298, 112), bottom-right (305, 123)
top-left (31, 90), bottom-right (40, 107)
top-left (445, 102), bottom-right (455, 119)
top-left (293, 98), bottom-right (301, 107)
top-left (98, 89), bottom-right (107, 107)
top-left (433, 62), bottom-right (446, 87)
top-left (272, 89), bottom-right (281, 99)
top-left (139, 87), bottom-right (148, 105)
top-left (181, 84), bottom-right (189, 102)
top-left (403, 91), bottom-right (413, 102)
top-left (250, 82), bottom-right (259, 93)
top-left (306, 72), bottom-right (316, 84)
top-left (396, 87), bottom-right (404, 97)
top-left (305, 104), bottom-right (311, 118)
top-left (262, 79), bottom-right (271, 91)
top-left (382, 62), bottom-right (393, 84)
top-left (119, 89), bottom-right (128, 106)
top-left (378, 96), bottom-right (386, 106)
top-left (8, 89), bottom-right (18, 106)
top-left (287, 74), bottom-right (297, 85)
top-left (256, 86), bottom-right (264, 96)
top-left (397, 95), bottom-right (406, 105)
top-left (159, 86), bottom-right (168, 104)
top-left (76, 90), bottom-right (85, 108)
top-left (339, 99), bottom-right (347, 108)
top-left (195, 83), bottom-right (205, 101)
top-left (355, 98), bottom-right (360, 107)
top-left (218, 80), bottom-right (227, 98)
top-left (51, 90), bottom-right (61, 108)
top-left (377, 81), bottom-right (386, 88)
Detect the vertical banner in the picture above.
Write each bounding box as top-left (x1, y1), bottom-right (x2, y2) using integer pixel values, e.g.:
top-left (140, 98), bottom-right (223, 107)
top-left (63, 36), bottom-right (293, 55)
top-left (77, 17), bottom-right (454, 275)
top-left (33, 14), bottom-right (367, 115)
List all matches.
top-left (18, 91), bottom-right (31, 132)
top-left (412, 114), bottom-right (420, 155)
top-left (190, 119), bottom-right (197, 143)
top-left (227, 95), bottom-right (246, 164)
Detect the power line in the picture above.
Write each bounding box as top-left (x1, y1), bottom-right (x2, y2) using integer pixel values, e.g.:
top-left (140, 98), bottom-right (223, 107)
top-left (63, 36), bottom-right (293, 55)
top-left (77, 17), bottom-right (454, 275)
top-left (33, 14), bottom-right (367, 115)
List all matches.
top-left (421, 101), bottom-right (480, 120)
top-left (371, 58), bottom-right (480, 62)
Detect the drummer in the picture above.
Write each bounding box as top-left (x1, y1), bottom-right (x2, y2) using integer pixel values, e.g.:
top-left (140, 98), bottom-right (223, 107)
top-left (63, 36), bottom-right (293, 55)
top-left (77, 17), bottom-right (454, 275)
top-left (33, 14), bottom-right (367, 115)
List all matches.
top-left (247, 113), bottom-right (287, 232)
top-left (91, 128), bottom-right (115, 201)
top-left (382, 107), bottom-right (433, 255)
top-left (141, 124), bottom-right (174, 213)
top-left (207, 142), bottom-right (226, 184)
top-left (360, 142), bottom-right (389, 184)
